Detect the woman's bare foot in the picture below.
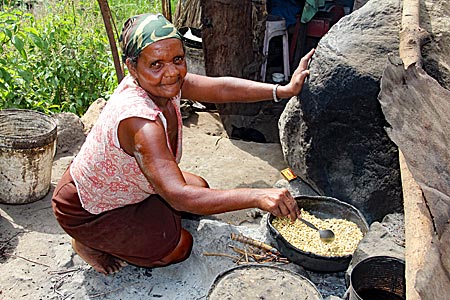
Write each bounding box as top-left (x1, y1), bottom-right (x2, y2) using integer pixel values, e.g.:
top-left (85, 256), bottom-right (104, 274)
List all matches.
top-left (71, 239), bottom-right (127, 275)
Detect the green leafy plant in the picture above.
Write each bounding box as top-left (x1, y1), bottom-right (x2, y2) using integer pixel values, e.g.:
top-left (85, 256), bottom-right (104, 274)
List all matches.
top-left (0, 3), bottom-right (116, 115)
top-left (0, 0), bottom-right (179, 116)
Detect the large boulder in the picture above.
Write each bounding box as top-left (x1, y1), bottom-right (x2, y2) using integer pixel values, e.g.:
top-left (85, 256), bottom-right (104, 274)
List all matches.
top-left (80, 98), bottom-right (107, 135)
top-left (279, 0), bottom-right (403, 224)
top-left (53, 112), bottom-right (85, 156)
top-left (421, 0), bottom-right (450, 90)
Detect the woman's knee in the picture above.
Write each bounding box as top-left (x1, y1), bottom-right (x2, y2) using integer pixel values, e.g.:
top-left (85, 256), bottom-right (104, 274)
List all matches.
top-left (176, 229), bottom-right (193, 261)
top-left (152, 229), bottom-right (193, 267)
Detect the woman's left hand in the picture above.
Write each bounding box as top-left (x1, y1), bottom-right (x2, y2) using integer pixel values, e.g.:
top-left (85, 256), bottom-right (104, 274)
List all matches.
top-left (277, 48), bottom-right (315, 99)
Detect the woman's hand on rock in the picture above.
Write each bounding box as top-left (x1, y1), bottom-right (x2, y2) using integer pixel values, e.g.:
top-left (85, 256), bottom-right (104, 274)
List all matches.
top-left (278, 48), bottom-right (315, 99)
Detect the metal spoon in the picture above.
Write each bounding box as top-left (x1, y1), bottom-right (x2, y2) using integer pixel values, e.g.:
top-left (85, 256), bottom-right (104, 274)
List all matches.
top-left (300, 218), bottom-right (335, 243)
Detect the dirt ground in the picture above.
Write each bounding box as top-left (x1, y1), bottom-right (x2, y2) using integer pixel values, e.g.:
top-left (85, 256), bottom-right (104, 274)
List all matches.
top-left (0, 111), bottom-right (301, 300)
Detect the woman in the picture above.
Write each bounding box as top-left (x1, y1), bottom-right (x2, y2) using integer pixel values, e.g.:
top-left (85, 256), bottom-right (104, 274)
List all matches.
top-left (52, 13), bottom-right (314, 275)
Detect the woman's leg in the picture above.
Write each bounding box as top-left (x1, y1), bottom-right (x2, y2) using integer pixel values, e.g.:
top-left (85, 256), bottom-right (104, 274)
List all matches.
top-left (52, 169), bottom-right (129, 275)
top-left (52, 168), bottom-right (188, 274)
top-left (140, 172), bottom-right (207, 267)
top-left (71, 239), bottom-right (127, 275)
top-left (150, 228), bottom-right (193, 266)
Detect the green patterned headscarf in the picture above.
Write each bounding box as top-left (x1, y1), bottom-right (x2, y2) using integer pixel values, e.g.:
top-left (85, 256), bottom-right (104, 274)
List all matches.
top-left (119, 13), bottom-right (183, 61)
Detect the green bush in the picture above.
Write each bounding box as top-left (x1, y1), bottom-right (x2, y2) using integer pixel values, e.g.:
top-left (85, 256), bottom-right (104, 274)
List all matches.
top-left (0, 0), bottom-right (178, 116)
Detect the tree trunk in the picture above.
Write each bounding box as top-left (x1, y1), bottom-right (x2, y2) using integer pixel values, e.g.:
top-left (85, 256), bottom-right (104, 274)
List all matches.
top-left (200, 0), bottom-right (254, 79)
top-left (200, 0), bottom-right (281, 142)
top-left (173, 0), bottom-right (202, 29)
top-left (161, 0), bottom-right (172, 22)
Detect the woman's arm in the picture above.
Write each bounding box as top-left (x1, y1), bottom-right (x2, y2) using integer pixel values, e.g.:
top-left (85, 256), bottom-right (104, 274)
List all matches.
top-left (118, 117), bottom-right (300, 221)
top-left (181, 48), bottom-right (315, 103)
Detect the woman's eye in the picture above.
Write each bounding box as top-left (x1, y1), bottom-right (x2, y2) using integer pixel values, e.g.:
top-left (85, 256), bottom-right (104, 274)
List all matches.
top-left (174, 56), bottom-right (185, 64)
top-left (151, 61), bottom-right (163, 69)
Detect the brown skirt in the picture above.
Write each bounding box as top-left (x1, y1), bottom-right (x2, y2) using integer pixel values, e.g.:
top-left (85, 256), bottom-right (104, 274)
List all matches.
top-left (51, 167), bottom-right (181, 267)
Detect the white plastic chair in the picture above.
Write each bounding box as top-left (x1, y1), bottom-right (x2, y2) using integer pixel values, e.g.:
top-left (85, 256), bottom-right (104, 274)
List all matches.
top-left (260, 15), bottom-right (290, 82)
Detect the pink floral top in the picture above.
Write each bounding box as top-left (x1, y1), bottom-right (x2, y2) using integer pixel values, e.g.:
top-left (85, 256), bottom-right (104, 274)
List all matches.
top-left (70, 75), bottom-right (183, 214)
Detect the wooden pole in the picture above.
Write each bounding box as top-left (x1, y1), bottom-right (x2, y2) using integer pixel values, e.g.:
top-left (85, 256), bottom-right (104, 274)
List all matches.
top-left (399, 0), bottom-right (428, 68)
top-left (398, 1), bottom-right (430, 299)
top-left (97, 0), bottom-right (124, 83)
top-left (161, 0), bottom-right (172, 22)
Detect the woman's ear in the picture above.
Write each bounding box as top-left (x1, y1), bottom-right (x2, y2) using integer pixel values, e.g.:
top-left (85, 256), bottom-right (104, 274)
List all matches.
top-left (125, 58), bottom-right (137, 78)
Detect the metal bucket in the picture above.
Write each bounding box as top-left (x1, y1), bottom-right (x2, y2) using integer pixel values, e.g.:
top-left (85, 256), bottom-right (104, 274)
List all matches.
top-left (0, 109), bottom-right (57, 204)
top-left (349, 256), bottom-right (405, 300)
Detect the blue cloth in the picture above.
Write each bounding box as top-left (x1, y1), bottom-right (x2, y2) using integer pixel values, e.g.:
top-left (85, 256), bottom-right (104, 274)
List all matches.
top-left (269, 0), bottom-right (325, 26)
top-left (269, 0), bottom-right (302, 27)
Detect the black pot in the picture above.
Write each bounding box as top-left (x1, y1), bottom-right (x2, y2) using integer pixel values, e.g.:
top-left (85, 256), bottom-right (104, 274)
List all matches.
top-left (267, 195), bottom-right (369, 273)
top-left (179, 27), bottom-right (202, 49)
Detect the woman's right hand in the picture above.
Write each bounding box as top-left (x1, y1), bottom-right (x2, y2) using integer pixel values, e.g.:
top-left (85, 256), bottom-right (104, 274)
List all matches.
top-left (276, 48), bottom-right (315, 99)
top-left (254, 188), bottom-right (301, 222)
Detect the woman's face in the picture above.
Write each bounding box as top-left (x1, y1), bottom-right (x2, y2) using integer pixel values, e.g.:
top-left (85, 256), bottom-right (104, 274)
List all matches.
top-left (128, 38), bottom-right (187, 102)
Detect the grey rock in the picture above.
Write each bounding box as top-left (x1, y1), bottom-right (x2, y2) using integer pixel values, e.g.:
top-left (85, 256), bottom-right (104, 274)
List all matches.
top-left (80, 98), bottom-right (107, 135)
top-left (54, 239), bottom-right (75, 268)
top-left (306, 270), bottom-right (347, 299)
top-left (275, 178), bottom-right (320, 197)
top-left (279, 0), bottom-right (403, 224)
top-left (345, 213), bottom-right (405, 285)
top-left (353, 0), bottom-right (369, 10)
top-left (422, 0), bottom-right (450, 90)
top-left (53, 112), bottom-right (85, 156)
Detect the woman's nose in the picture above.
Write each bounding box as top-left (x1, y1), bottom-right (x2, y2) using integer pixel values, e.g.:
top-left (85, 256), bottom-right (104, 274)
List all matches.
top-left (164, 63), bottom-right (180, 77)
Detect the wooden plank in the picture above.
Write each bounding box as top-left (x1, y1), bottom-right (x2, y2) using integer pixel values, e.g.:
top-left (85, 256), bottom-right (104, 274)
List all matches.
top-left (173, 0), bottom-right (202, 29)
top-left (400, 151), bottom-right (431, 300)
top-left (380, 58), bottom-right (450, 300)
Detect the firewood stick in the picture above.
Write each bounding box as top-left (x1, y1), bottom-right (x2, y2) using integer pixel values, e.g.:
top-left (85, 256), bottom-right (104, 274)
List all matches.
top-left (230, 233), bottom-right (280, 255)
top-left (229, 245), bottom-right (266, 261)
top-left (203, 252), bottom-right (241, 261)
